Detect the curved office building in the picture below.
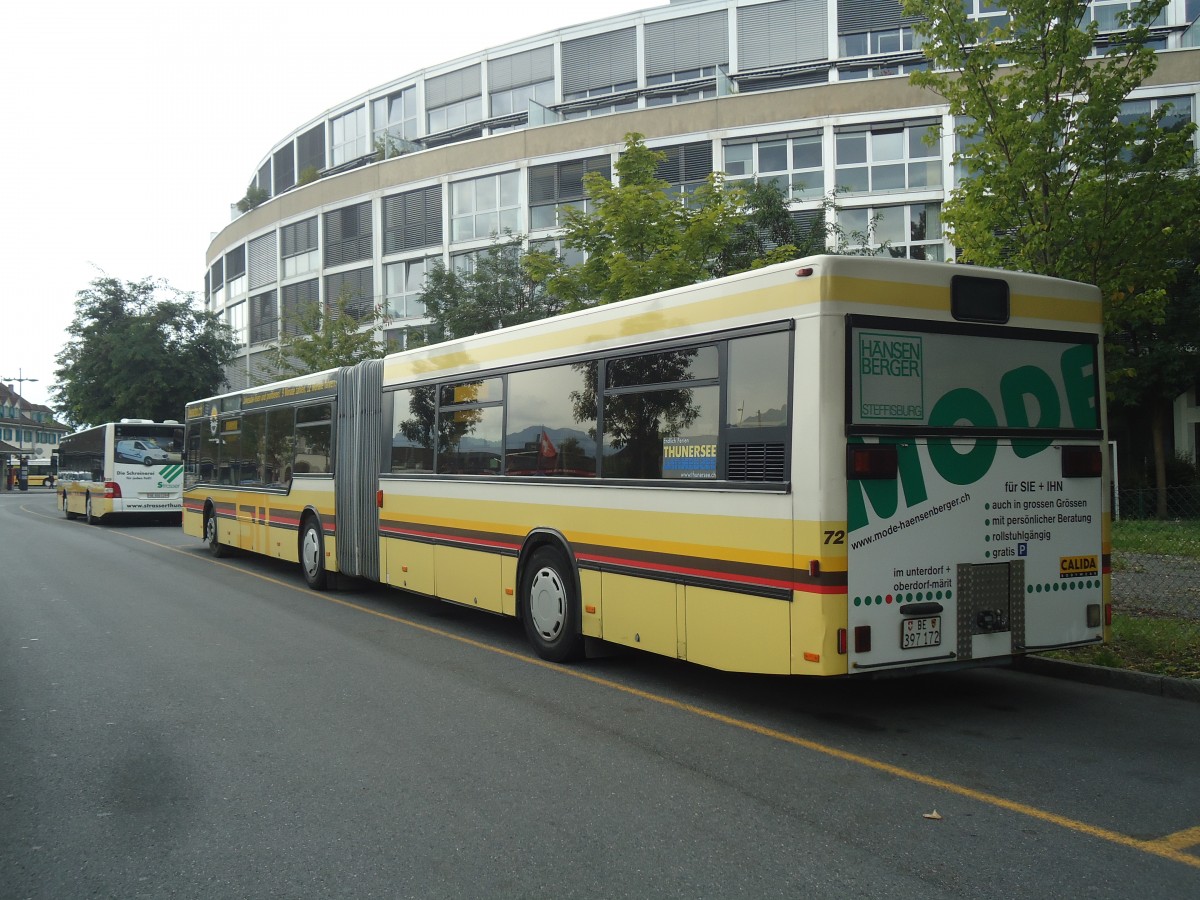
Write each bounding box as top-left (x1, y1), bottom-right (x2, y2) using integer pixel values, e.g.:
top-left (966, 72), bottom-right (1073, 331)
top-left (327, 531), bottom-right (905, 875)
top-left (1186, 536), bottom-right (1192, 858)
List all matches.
top-left (206, 0), bottom-right (1200, 389)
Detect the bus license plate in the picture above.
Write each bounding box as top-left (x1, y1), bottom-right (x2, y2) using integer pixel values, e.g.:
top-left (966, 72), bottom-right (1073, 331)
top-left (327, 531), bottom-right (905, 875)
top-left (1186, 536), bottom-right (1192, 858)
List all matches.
top-left (902, 616), bottom-right (941, 649)
top-left (144, 491), bottom-right (172, 498)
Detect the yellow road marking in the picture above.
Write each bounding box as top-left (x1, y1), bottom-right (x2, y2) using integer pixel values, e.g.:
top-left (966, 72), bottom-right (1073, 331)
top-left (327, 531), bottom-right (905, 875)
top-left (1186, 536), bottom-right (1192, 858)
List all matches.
top-left (1149, 825), bottom-right (1200, 851)
top-left (26, 501), bottom-right (1200, 870)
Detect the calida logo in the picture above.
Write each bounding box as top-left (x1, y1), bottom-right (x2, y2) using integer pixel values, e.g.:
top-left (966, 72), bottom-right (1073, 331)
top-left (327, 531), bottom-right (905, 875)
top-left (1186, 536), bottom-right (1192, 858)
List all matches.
top-left (848, 343), bottom-right (1097, 532)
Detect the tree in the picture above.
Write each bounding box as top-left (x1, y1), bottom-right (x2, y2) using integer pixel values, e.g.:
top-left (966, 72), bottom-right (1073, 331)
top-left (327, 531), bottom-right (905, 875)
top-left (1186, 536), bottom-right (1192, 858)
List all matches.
top-left (902, 0), bottom-right (1200, 510)
top-left (53, 276), bottom-right (237, 428)
top-left (420, 233), bottom-right (564, 341)
top-left (714, 181), bottom-right (885, 276)
top-left (271, 287), bottom-right (385, 378)
top-left (1106, 248), bottom-right (1200, 508)
top-left (903, 0), bottom-right (1197, 289)
top-left (526, 133), bottom-right (746, 308)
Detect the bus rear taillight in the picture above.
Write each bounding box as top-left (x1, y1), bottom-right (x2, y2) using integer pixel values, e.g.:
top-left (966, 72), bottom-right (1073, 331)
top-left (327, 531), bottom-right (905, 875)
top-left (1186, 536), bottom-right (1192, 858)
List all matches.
top-left (104, 481), bottom-right (122, 499)
top-left (1062, 445), bottom-right (1102, 478)
top-left (847, 444), bottom-right (898, 480)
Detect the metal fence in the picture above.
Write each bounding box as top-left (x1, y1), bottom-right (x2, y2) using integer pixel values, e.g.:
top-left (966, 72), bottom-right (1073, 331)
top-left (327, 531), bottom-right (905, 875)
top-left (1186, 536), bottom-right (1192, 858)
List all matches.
top-left (1112, 486), bottom-right (1200, 620)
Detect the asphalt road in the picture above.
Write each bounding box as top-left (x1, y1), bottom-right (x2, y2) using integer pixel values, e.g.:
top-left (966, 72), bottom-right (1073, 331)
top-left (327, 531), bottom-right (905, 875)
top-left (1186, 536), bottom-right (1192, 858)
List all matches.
top-left (2, 489), bottom-right (1198, 899)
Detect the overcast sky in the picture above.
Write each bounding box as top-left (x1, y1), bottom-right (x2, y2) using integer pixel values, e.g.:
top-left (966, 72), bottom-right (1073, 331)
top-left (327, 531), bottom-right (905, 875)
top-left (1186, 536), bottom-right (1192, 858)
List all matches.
top-left (0, 0), bottom-right (664, 411)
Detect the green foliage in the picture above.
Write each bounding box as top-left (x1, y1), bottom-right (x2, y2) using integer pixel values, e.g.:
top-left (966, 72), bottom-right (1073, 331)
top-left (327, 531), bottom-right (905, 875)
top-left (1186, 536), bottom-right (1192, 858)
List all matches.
top-left (1106, 253), bottom-right (1200, 409)
top-left (297, 166), bottom-right (320, 186)
top-left (236, 183), bottom-right (269, 213)
top-left (903, 0), bottom-right (1199, 307)
top-left (52, 276), bottom-right (237, 428)
top-left (527, 134), bottom-right (747, 309)
top-left (270, 288), bottom-right (384, 378)
top-left (420, 233), bottom-right (564, 341)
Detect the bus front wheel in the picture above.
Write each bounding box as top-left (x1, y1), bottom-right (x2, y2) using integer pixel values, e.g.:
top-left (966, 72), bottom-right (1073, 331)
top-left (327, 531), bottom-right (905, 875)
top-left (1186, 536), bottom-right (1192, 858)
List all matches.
top-left (205, 510), bottom-right (228, 558)
top-left (300, 518), bottom-right (327, 590)
top-left (62, 493), bottom-right (76, 520)
top-left (520, 548), bottom-right (584, 663)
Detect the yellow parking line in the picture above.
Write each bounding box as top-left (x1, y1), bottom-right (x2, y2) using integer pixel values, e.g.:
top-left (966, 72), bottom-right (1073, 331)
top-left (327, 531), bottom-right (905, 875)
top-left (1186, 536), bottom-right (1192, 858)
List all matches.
top-left (1148, 825), bottom-right (1200, 851)
top-left (29, 504), bottom-right (1200, 870)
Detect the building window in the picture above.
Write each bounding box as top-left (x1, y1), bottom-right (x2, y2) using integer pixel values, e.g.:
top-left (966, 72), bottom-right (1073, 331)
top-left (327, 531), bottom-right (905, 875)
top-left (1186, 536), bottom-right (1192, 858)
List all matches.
top-left (273, 144), bottom-right (296, 194)
top-left (961, 0), bottom-right (1010, 30)
top-left (653, 141), bottom-right (714, 197)
top-left (530, 238), bottom-right (586, 268)
top-left (225, 245), bottom-right (247, 298)
top-left (528, 156), bottom-right (610, 231)
top-left (281, 217), bottom-right (319, 279)
top-left (491, 80), bottom-right (556, 117)
top-left (1118, 95), bottom-right (1195, 135)
top-left (489, 46), bottom-right (556, 118)
top-left (429, 96), bottom-right (483, 135)
top-left (324, 202), bottom-right (372, 267)
top-left (723, 132), bottom-right (825, 200)
top-left (451, 172), bottom-right (520, 242)
top-left (839, 60), bottom-right (928, 80)
top-left (383, 186), bottom-right (443, 254)
top-left (561, 92), bottom-right (639, 120)
top-left (838, 26), bottom-right (922, 58)
top-left (248, 232), bottom-right (278, 290)
top-left (384, 258), bottom-right (433, 320)
top-left (280, 279), bottom-right (319, 337)
top-left (644, 82), bottom-right (718, 107)
top-left (373, 86), bottom-right (418, 156)
top-left (226, 300), bottom-right (247, 346)
top-left (325, 267), bottom-right (375, 323)
top-left (1089, 0), bottom-right (1166, 32)
top-left (839, 202), bottom-right (944, 260)
top-left (426, 65), bottom-right (483, 134)
top-left (835, 122), bottom-right (942, 194)
top-left (331, 107), bottom-right (368, 167)
top-left (250, 290), bottom-right (278, 346)
top-left (296, 124), bottom-right (325, 180)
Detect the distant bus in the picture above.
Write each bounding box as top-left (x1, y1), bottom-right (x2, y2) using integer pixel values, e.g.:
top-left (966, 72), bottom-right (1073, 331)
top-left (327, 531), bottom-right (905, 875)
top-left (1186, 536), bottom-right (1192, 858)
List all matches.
top-left (58, 420), bottom-right (184, 523)
top-left (182, 256), bottom-right (1109, 676)
top-left (6, 457), bottom-right (56, 488)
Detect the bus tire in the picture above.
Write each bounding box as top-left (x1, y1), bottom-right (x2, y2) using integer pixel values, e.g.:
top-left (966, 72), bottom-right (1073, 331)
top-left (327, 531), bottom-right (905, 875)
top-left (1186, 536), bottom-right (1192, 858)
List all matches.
top-left (62, 493), bottom-right (76, 520)
top-left (299, 518), bottom-right (327, 590)
top-left (85, 495), bottom-right (98, 525)
top-left (520, 547), bottom-right (584, 663)
top-left (205, 509), bottom-right (228, 558)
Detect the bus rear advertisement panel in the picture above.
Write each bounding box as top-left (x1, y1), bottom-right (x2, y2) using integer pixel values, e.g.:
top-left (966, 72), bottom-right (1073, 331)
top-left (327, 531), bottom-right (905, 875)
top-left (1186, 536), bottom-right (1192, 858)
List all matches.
top-left (844, 317), bottom-right (1104, 671)
top-left (182, 256), bottom-right (1108, 677)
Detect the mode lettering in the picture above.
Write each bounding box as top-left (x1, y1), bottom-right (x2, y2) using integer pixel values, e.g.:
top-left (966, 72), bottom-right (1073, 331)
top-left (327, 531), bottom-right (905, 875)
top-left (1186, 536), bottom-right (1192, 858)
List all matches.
top-left (849, 343), bottom-right (1097, 532)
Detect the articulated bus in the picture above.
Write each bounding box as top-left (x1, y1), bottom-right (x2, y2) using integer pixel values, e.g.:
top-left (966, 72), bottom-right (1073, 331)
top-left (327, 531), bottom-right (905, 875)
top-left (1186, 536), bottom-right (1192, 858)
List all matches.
top-left (182, 256), bottom-right (1109, 676)
top-left (59, 420), bottom-right (185, 523)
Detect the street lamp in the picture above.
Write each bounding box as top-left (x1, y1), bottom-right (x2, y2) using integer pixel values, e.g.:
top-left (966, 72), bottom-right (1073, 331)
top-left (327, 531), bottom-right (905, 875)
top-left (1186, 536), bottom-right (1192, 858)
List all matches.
top-left (1, 368), bottom-right (39, 457)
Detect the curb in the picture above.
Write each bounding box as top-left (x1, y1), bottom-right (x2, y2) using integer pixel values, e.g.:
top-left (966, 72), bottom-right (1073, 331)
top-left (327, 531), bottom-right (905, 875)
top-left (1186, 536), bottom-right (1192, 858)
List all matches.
top-left (1014, 656), bottom-right (1200, 703)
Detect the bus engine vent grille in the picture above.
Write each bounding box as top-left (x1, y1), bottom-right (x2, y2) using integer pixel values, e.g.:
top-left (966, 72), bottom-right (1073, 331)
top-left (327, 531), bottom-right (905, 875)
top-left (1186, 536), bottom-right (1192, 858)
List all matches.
top-left (727, 442), bottom-right (786, 482)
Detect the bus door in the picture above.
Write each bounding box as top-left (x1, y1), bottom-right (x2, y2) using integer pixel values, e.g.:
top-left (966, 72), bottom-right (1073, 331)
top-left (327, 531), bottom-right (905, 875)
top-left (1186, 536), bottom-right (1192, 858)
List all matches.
top-left (843, 317), bottom-right (1105, 673)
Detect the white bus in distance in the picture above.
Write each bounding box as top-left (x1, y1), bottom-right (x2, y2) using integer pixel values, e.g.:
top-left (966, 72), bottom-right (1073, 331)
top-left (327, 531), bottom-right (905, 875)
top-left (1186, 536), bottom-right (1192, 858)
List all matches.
top-left (59, 420), bottom-right (184, 524)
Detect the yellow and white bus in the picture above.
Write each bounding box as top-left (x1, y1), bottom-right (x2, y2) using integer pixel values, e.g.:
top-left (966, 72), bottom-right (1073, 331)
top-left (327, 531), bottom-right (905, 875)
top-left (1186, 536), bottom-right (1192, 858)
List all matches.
top-left (183, 255), bottom-right (1109, 676)
top-left (59, 420), bottom-right (185, 523)
top-left (6, 456), bottom-right (56, 488)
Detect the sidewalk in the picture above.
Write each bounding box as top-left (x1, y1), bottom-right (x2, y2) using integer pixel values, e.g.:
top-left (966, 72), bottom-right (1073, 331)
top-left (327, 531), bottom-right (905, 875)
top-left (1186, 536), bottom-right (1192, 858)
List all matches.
top-left (1015, 656), bottom-right (1200, 703)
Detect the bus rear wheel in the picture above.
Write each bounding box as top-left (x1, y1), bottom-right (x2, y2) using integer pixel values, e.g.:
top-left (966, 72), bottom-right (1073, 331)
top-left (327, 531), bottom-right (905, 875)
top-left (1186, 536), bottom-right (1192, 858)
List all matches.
top-left (62, 493), bottom-right (76, 520)
top-left (205, 509), bottom-right (228, 558)
top-left (520, 547), bottom-right (584, 663)
top-left (300, 518), bottom-right (327, 590)
top-left (85, 496), bottom-right (98, 525)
